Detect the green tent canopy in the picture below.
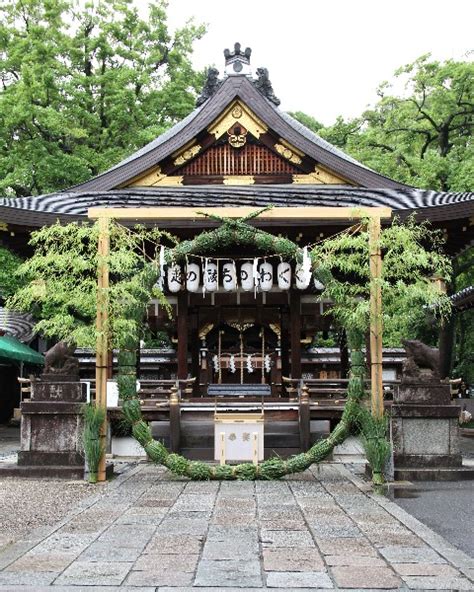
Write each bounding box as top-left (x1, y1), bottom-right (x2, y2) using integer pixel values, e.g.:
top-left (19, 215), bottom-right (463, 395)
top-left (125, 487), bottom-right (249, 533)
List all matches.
top-left (0, 335), bottom-right (44, 365)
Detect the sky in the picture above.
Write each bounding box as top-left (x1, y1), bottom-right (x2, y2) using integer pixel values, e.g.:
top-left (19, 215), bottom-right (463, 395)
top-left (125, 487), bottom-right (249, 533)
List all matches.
top-left (164, 0), bottom-right (474, 125)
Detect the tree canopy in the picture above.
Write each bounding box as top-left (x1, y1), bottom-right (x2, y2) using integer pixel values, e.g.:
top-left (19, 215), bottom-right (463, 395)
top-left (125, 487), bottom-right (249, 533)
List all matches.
top-left (0, 0), bottom-right (205, 197)
top-left (292, 55), bottom-right (474, 192)
top-left (0, 246), bottom-right (25, 300)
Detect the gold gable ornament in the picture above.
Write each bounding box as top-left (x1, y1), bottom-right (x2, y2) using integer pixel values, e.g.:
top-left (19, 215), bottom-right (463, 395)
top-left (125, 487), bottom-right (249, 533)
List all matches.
top-left (274, 139), bottom-right (304, 165)
top-left (173, 144), bottom-right (201, 167)
top-left (227, 122), bottom-right (248, 148)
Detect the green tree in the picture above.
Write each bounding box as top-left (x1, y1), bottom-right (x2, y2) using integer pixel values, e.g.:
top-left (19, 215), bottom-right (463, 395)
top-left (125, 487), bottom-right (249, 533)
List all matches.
top-left (0, 246), bottom-right (25, 300)
top-left (292, 55), bottom-right (474, 192)
top-left (287, 110), bottom-right (324, 134)
top-left (7, 221), bottom-right (171, 347)
top-left (0, 0), bottom-right (206, 197)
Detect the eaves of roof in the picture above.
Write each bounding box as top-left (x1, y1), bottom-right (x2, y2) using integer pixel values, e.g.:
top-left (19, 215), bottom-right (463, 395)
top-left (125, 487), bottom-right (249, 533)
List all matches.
top-left (0, 185), bottom-right (472, 228)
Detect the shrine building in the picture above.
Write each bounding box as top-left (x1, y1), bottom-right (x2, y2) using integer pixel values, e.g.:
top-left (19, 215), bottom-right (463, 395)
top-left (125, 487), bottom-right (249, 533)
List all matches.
top-left (0, 44), bottom-right (473, 453)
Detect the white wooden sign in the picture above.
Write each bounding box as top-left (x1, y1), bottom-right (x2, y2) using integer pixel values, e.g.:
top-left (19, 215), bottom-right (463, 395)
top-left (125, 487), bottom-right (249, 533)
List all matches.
top-left (214, 413), bottom-right (264, 465)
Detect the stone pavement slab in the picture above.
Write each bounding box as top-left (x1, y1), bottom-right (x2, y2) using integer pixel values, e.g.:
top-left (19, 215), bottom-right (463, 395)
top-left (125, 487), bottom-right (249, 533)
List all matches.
top-left (330, 565), bottom-right (401, 589)
top-left (0, 461), bottom-right (472, 590)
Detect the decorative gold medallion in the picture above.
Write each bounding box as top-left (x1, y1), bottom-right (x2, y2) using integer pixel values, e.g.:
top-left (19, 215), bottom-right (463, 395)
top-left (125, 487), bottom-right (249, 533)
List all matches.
top-left (231, 105), bottom-right (243, 119)
top-left (227, 123), bottom-right (248, 148)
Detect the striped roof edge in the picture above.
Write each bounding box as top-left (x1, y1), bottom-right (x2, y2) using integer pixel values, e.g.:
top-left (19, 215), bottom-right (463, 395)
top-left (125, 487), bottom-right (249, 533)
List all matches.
top-left (1, 185), bottom-right (472, 222)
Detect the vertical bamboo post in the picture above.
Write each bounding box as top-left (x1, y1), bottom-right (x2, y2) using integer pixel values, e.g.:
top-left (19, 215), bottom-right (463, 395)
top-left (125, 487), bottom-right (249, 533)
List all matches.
top-left (96, 217), bottom-right (110, 482)
top-left (369, 215), bottom-right (384, 419)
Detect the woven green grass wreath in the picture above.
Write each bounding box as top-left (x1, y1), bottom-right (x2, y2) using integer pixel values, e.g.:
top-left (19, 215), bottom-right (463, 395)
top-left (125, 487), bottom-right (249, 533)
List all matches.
top-left (118, 332), bottom-right (366, 481)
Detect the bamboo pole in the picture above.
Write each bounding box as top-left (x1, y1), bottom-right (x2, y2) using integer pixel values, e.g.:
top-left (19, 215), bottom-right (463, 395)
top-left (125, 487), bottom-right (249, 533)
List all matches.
top-left (96, 217), bottom-right (110, 482)
top-left (368, 216), bottom-right (384, 419)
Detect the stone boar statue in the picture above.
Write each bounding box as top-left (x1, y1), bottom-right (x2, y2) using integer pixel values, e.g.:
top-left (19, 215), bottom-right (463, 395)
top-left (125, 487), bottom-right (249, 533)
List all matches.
top-left (43, 341), bottom-right (79, 377)
top-left (401, 339), bottom-right (440, 382)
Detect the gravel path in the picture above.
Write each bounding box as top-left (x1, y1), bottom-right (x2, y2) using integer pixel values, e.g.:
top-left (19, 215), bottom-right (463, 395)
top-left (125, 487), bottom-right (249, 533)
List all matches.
top-left (0, 479), bottom-right (106, 551)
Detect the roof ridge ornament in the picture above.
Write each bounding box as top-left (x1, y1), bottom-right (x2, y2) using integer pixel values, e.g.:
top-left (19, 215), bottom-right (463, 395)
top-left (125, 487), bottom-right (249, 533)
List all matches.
top-left (253, 67), bottom-right (280, 106)
top-left (196, 43), bottom-right (280, 107)
top-left (196, 67), bottom-right (222, 107)
top-left (224, 42), bottom-right (252, 75)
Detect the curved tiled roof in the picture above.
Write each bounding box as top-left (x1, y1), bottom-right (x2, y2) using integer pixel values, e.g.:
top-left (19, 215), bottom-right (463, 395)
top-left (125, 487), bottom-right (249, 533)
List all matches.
top-left (69, 76), bottom-right (409, 192)
top-left (451, 286), bottom-right (474, 312)
top-left (0, 307), bottom-right (35, 343)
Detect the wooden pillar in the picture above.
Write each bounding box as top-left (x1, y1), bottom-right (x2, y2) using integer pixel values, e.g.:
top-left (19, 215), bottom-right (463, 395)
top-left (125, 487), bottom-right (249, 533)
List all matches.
top-left (290, 291), bottom-right (302, 379)
top-left (369, 216), bottom-right (384, 419)
top-left (177, 292), bottom-right (188, 380)
top-left (95, 217), bottom-right (110, 482)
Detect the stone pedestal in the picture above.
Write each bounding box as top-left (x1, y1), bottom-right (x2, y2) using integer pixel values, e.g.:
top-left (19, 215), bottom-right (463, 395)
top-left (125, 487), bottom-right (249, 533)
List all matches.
top-left (392, 382), bottom-right (473, 481)
top-left (6, 378), bottom-right (86, 479)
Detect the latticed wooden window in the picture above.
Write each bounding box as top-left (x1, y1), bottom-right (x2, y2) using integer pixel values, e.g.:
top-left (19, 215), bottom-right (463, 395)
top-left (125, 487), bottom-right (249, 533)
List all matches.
top-left (179, 143), bottom-right (300, 176)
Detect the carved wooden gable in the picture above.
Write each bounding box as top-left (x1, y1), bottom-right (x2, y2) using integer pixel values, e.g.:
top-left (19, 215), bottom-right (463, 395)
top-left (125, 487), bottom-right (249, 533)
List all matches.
top-left (127, 100), bottom-right (351, 187)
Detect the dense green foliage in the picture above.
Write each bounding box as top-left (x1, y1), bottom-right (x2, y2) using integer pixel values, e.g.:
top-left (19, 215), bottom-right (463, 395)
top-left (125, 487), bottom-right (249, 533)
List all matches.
top-left (7, 221), bottom-right (171, 347)
top-left (0, 246), bottom-right (25, 300)
top-left (311, 216), bottom-right (452, 346)
top-left (292, 57), bottom-right (472, 373)
top-left (0, 0), bottom-right (205, 196)
top-left (292, 55), bottom-right (474, 192)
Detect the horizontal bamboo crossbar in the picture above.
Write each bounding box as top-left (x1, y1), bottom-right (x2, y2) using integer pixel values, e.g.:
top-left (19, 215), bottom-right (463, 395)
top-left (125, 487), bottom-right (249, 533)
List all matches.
top-left (88, 206), bottom-right (392, 221)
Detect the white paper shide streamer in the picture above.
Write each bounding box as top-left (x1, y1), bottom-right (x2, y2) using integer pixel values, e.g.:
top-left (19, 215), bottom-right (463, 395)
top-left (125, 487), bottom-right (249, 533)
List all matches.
top-left (246, 354), bottom-right (254, 373)
top-left (264, 354), bottom-right (272, 373)
top-left (295, 247), bottom-right (311, 290)
top-left (157, 245), bottom-right (166, 289)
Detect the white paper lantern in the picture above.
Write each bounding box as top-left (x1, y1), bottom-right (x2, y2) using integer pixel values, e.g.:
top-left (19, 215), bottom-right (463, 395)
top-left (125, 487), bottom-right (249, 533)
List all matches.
top-left (258, 261), bottom-right (273, 292)
top-left (240, 262), bottom-right (254, 291)
top-left (167, 264), bottom-right (183, 293)
top-left (204, 261), bottom-right (218, 292)
top-left (186, 262), bottom-right (200, 292)
top-left (222, 261), bottom-right (237, 291)
top-left (277, 261), bottom-right (291, 290)
top-left (295, 263), bottom-right (311, 290)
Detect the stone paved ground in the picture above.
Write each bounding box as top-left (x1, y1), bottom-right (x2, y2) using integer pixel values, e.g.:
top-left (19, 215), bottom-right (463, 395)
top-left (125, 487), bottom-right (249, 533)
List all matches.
top-left (0, 462), bottom-right (472, 591)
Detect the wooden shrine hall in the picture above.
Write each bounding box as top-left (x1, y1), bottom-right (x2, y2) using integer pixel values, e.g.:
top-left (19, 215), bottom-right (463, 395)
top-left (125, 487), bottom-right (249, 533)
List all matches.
top-left (1, 43), bottom-right (473, 457)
